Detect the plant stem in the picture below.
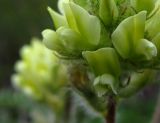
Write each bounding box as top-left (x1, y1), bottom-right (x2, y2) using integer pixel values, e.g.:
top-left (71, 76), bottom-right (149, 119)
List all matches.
top-left (105, 96), bottom-right (116, 123)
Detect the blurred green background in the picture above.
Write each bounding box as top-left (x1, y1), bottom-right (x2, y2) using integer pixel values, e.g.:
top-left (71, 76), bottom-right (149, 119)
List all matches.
top-left (0, 0), bottom-right (57, 88)
top-left (0, 0), bottom-right (160, 123)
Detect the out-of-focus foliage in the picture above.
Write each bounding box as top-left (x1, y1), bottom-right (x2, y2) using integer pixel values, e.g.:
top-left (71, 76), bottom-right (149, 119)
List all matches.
top-left (0, 86), bottom-right (159, 123)
top-left (0, 89), bottom-right (56, 123)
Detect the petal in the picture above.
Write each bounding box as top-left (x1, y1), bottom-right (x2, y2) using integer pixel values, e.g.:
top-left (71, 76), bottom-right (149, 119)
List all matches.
top-left (112, 11), bottom-right (147, 59)
top-left (135, 39), bottom-right (157, 60)
top-left (99, 0), bottom-right (119, 26)
top-left (146, 8), bottom-right (160, 38)
top-left (94, 74), bottom-right (118, 97)
top-left (69, 2), bottom-right (101, 45)
top-left (130, 0), bottom-right (155, 13)
top-left (63, 3), bottom-right (79, 31)
top-left (47, 7), bottom-right (68, 29)
top-left (56, 27), bottom-right (86, 55)
top-left (82, 48), bottom-right (121, 77)
top-left (152, 33), bottom-right (160, 58)
top-left (58, 0), bottom-right (70, 14)
top-left (119, 69), bottom-right (155, 97)
top-left (42, 29), bottom-right (64, 52)
top-left (149, 0), bottom-right (160, 15)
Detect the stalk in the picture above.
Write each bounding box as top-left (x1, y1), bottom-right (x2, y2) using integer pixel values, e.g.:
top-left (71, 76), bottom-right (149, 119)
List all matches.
top-left (105, 96), bottom-right (116, 123)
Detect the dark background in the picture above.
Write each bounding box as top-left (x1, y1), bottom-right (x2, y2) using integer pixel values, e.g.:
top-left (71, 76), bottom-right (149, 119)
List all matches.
top-left (0, 0), bottom-right (57, 88)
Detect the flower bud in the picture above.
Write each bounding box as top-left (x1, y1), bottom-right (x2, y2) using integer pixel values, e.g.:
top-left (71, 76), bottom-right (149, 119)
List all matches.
top-left (42, 26), bottom-right (99, 57)
top-left (119, 69), bottom-right (155, 97)
top-left (146, 6), bottom-right (160, 38)
top-left (64, 2), bottom-right (101, 45)
top-left (12, 38), bottom-right (68, 101)
top-left (130, 0), bottom-right (155, 13)
top-left (152, 33), bottom-right (160, 58)
top-left (83, 48), bottom-right (121, 96)
top-left (42, 2), bottom-right (101, 57)
top-left (56, 26), bottom-right (87, 56)
top-left (47, 7), bottom-right (68, 29)
top-left (94, 74), bottom-right (118, 97)
top-left (112, 11), bottom-right (151, 61)
top-left (99, 0), bottom-right (119, 26)
top-left (71, 0), bottom-right (89, 11)
top-left (42, 29), bottom-right (64, 53)
top-left (135, 39), bottom-right (157, 60)
top-left (63, 2), bottom-right (78, 31)
top-left (147, 0), bottom-right (160, 18)
top-left (82, 48), bottom-right (121, 77)
top-left (58, 0), bottom-right (70, 14)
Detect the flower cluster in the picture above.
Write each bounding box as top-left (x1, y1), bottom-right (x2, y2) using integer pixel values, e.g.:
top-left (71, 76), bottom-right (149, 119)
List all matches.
top-left (42, 0), bottom-right (101, 57)
top-left (41, 0), bottom-right (160, 98)
top-left (12, 38), bottom-right (68, 110)
top-left (42, 0), bottom-right (160, 99)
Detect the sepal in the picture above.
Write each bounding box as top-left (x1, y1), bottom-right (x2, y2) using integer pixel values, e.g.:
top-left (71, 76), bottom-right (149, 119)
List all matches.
top-left (99, 0), bottom-right (119, 26)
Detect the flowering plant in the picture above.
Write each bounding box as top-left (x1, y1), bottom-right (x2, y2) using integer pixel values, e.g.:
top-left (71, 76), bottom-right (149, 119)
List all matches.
top-left (12, 0), bottom-right (160, 122)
